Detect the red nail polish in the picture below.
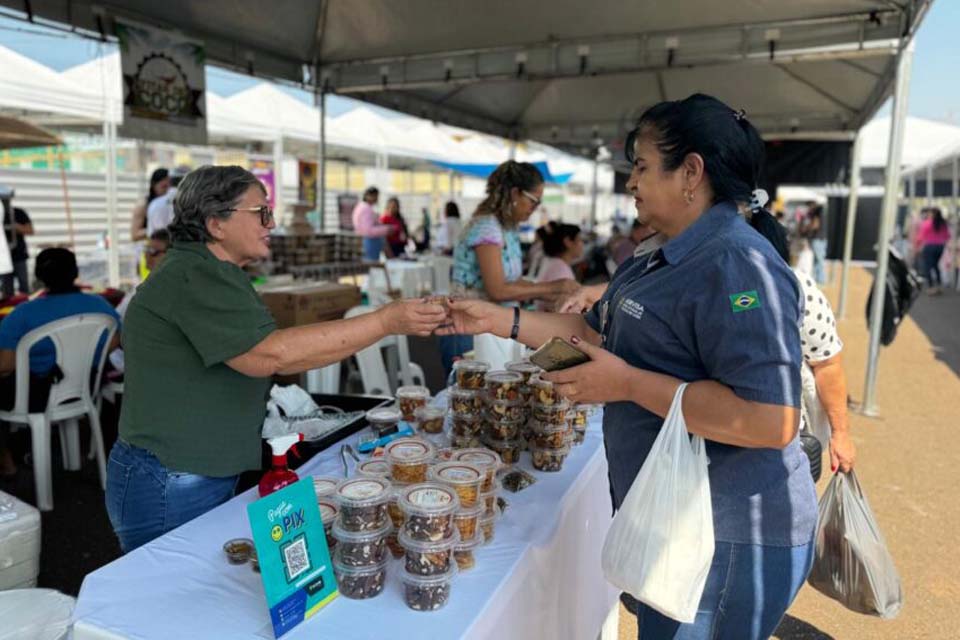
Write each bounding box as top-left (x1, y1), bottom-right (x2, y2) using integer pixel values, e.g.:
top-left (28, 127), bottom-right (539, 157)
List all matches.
top-left (831, 464), bottom-right (837, 472)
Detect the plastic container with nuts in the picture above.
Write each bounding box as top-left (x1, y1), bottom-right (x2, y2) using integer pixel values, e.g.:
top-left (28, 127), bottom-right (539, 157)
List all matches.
top-left (414, 405), bottom-right (446, 435)
top-left (483, 437), bottom-right (523, 465)
top-left (533, 400), bottom-right (572, 426)
top-left (450, 412), bottom-right (482, 438)
top-left (401, 564), bottom-right (456, 612)
top-left (429, 461), bottom-right (484, 508)
top-left (318, 499), bottom-right (339, 550)
top-left (386, 438), bottom-right (435, 484)
top-left (530, 419), bottom-right (571, 449)
top-left (454, 359), bottom-right (490, 390)
top-left (399, 528), bottom-right (459, 576)
top-left (356, 459), bottom-right (390, 479)
top-left (448, 386), bottom-right (483, 416)
top-left (480, 506), bottom-right (501, 544)
top-left (396, 385), bottom-right (431, 422)
top-left (452, 448), bottom-right (502, 493)
top-left (334, 477), bottom-right (392, 532)
top-left (532, 445), bottom-right (571, 472)
top-left (334, 558), bottom-right (388, 600)
top-left (453, 531), bottom-right (482, 571)
top-left (505, 359), bottom-right (542, 384)
top-left (569, 403), bottom-right (598, 428)
top-left (484, 397), bottom-right (526, 422)
top-left (480, 483), bottom-right (501, 518)
top-left (312, 475), bottom-right (340, 499)
top-left (485, 370), bottom-right (524, 401)
top-left (366, 406), bottom-right (403, 437)
top-left (387, 486), bottom-right (406, 528)
top-left (452, 503), bottom-right (484, 542)
top-left (386, 531), bottom-right (404, 559)
top-left (485, 416), bottom-right (522, 440)
top-left (223, 538), bottom-right (254, 564)
top-left (332, 520), bottom-right (391, 567)
top-left (451, 434), bottom-right (482, 449)
top-left (399, 483), bottom-right (460, 542)
top-left (530, 378), bottom-right (562, 405)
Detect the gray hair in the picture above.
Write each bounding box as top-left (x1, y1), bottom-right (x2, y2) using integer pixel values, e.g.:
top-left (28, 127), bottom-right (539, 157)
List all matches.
top-left (168, 165), bottom-right (266, 242)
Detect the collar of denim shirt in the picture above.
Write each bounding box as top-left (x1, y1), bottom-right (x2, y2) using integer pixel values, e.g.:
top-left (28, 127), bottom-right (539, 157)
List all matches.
top-left (659, 200), bottom-right (740, 266)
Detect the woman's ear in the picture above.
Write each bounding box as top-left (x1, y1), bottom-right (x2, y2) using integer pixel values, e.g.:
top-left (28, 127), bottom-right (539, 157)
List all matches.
top-left (683, 152), bottom-right (706, 191)
top-left (206, 216), bottom-right (225, 241)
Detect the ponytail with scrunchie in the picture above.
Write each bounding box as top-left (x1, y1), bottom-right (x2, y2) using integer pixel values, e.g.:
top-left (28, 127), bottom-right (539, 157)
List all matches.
top-left (747, 187), bottom-right (790, 263)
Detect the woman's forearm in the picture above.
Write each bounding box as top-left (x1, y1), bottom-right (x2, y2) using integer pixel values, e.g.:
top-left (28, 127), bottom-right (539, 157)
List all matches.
top-left (484, 278), bottom-right (562, 303)
top-left (482, 305), bottom-right (599, 349)
top-left (811, 354), bottom-right (850, 434)
top-left (622, 368), bottom-right (799, 449)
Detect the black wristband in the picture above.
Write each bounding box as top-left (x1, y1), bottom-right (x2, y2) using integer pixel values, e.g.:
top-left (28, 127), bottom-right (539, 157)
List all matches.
top-left (510, 306), bottom-right (521, 340)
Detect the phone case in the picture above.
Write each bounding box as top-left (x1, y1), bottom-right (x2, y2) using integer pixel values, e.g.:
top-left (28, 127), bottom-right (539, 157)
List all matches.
top-left (529, 337), bottom-right (591, 372)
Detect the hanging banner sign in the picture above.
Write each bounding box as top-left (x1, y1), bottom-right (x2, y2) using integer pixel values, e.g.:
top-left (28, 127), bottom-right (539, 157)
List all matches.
top-left (115, 18), bottom-right (207, 145)
top-left (298, 161), bottom-right (318, 208)
top-left (252, 161), bottom-right (277, 209)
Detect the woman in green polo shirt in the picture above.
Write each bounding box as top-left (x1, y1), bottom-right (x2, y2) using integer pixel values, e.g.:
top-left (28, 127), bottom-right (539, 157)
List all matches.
top-left (106, 165), bottom-right (447, 553)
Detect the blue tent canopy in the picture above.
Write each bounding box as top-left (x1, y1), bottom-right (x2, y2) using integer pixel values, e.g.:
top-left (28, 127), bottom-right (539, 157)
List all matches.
top-left (431, 160), bottom-right (573, 184)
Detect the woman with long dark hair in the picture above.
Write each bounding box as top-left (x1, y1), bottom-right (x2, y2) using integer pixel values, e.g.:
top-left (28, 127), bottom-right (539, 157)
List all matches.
top-left (380, 197), bottom-right (409, 257)
top-left (917, 207), bottom-right (950, 295)
top-left (441, 95), bottom-right (815, 638)
top-left (130, 168), bottom-right (170, 242)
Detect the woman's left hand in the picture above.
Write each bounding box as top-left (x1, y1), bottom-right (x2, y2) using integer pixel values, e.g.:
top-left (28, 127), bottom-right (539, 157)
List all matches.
top-left (829, 430), bottom-right (856, 473)
top-left (540, 336), bottom-right (634, 405)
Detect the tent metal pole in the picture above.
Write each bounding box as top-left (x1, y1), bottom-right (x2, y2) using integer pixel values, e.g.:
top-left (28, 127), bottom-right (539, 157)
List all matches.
top-left (104, 118), bottom-right (120, 287)
top-left (319, 91), bottom-right (327, 232)
top-left (926, 165), bottom-right (934, 205)
top-left (862, 41), bottom-right (914, 417)
top-left (909, 173), bottom-right (916, 213)
top-left (953, 156), bottom-right (959, 215)
top-left (273, 135), bottom-right (285, 227)
top-left (837, 129), bottom-right (862, 319)
top-left (590, 152), bottom-right (599, 230)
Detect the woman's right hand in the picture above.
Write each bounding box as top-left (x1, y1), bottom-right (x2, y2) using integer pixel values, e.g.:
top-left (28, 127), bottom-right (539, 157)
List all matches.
top-left (557, 283), bottom-right (606, 313)
top-left (435, 299), bottom-right (506, 336)
top-left (376, 299), bottom-right (448, 337)
top-left (542, 279), bottom-right (581, 305)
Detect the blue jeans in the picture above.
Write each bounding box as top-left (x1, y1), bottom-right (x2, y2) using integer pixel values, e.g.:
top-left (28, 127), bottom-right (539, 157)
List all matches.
top-left (106, 440), bottom-right (238, 553)
top-left (811, 238), bottom-right (827, 285)
top-left (922, 243), bottom-right (945, 287)
top-left (363, 237), bottom-right (384, 261)
top-left (625, 540), bottom-right (815, 640)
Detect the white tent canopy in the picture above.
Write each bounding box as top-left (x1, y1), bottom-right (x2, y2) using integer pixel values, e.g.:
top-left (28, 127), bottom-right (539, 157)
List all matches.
top-left (859, 115), bottom-right (960, 170)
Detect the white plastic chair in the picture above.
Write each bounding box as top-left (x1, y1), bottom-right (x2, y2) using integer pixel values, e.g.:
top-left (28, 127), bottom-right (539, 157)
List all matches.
top-left (0, 314), bottom-right (117, 511)
top-left (424, 256), bottom-right (452, 294)
top-left (343, 305), bottom-right (425, 395)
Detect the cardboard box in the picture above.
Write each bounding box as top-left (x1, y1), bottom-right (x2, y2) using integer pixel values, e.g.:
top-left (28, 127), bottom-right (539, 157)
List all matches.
top-left (259, 281), bottom-right (362, 329)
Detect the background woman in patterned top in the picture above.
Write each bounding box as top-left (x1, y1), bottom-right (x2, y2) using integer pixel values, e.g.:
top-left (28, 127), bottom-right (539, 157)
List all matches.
top-left (443, 161), bottom-right (579, 371)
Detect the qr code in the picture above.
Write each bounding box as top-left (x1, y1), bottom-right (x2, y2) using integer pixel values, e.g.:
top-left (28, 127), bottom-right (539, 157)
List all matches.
top-left (282, 535), bottom-right (311, 582)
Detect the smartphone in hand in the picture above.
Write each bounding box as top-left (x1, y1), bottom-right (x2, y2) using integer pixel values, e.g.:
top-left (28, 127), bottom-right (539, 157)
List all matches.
top-left (529, 337), bottom-right (591, 372)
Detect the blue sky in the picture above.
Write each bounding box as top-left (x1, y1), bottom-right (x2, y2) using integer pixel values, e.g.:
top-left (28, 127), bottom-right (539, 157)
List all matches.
top-left (1, 2), bottom-right (958, 124)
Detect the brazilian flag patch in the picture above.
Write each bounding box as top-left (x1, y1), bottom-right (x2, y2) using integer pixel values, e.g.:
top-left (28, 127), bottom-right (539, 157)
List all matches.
top-left (729, 290), bottom-right (761, 313)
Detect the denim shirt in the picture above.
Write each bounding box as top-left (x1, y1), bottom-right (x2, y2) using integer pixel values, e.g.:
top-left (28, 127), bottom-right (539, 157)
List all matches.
top-left (585, 202), bottom-right (817, 546)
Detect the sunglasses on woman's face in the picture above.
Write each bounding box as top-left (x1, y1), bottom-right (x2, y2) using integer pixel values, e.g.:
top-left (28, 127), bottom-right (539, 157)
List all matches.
top-left (221, 205), bottom-right (275, 227)
top-left (521, 190), bottom-right (541, 209)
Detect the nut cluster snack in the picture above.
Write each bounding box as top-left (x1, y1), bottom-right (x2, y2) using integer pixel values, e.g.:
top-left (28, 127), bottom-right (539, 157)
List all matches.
top-left (530, 378), bottom-right (561, 405)
top-left (332, 520), bottom-right (391, 567)
top-left (414, 405), bottom-right (446, 434)
top-left (386, 438), bottom-right (436, 484)
top-left (452, 504), bottom-right (483, 542)
top-left (429, 461), bottom-right (484, 508)
top-left (531, 445), bottom-right (571, 472)
top-left (365, 406), bottom-right (402, 436)
top-left (483, 437), bottom-right (522, 465)
top-left (450, 413), bottom-right (482, 438)
top-left (449, 387), bottom-right (483, 416)
top-left (452, 448), bottom-right (502, 493)
top-left (485, 397), bottom-right (526, 422)
top-left (453, 532), bottom-right (482, 571)
top-left (223, 538), bottom-right (254, 565)
top-left (505, 359), bottom-right (542, 384)
top-left (485, 371), bottom-right (524, 401)
top-left (533, 400), bottom-right (571, 426)
top-left (399, 483), bottom-right (460, 542)
top-left (399, 528), bottom-right (458, 576)
top-left (529, 419), bottom-right (570, 449)
top-left (318, 500), bottom-right (339, 550)
top-left (453, 360), bottom-right (490, 390)
top-left (334, 477), bottom-right (392, 532)
top-left (396, 385), bottom-right (431, 422)
top-left (486, 417), bottom-right (522, 440)
top-left (401, 566), bottom-right (455, 611)
top-left (334, 559), bottom-right (388, 600)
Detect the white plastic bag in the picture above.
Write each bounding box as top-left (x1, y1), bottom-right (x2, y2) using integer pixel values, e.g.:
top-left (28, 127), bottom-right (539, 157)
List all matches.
top-left (0, 589), bottom-right (74, 640)
top-left (800, 363), bottom-right (832, 449)
top-left (600, 383), bottom-right (714, 623)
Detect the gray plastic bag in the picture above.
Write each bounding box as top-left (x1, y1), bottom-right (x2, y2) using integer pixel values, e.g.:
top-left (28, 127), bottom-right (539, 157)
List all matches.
top-left (807, 470), bottom-right (903, 619)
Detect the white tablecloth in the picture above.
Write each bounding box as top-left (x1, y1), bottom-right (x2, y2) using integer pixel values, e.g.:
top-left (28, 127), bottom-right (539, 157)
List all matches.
top-left (72, 415), bottom-right (617, 640)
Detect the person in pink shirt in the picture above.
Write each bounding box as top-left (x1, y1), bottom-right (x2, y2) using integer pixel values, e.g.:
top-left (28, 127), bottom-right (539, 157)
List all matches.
top-left (918, 207), bottom-right (950, 294)
top-left (351, 186), bottom-right (393, 261)
top-left (535, 222), bottom-right (583, 310)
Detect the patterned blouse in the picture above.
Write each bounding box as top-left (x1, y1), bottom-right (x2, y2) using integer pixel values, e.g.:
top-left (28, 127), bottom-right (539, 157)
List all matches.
top-left (451, 215), bottom-right (523, 299)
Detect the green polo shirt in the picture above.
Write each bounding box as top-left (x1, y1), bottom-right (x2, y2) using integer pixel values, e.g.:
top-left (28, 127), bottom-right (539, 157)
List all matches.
top-left (119, 242), bottom-right (277, 477)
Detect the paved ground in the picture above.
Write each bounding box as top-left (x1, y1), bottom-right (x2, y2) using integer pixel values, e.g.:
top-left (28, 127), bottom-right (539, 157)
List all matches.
top-left (617, 266), bottom-right (958, 639)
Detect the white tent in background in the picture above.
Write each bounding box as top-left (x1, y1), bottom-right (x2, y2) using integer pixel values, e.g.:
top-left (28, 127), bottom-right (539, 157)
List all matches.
top-left (859, 115), bottom-right (960, 170)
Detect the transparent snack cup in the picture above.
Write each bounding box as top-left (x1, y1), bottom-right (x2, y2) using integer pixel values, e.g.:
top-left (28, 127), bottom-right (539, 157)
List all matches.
top-left (453, 531), bottom-right (483, 571)
top-left (529, 419), bottom-right (570, 449)
top-left (530, 377), bottom-right (561, 405)
top-left (397, 385), bottom-right (431, 421)
top-left (312, 475), bottom-right (340, 499)
top-left (334, 558), bottom-right (389, 600)
top-left (480, 505), bottom-right (501, 544)
top-left (483, 437), bottom-right (523, 465)
top-left (480, 482), bottom-right (502, 518)
top-left (484, 397), bottom-right (526, 422)
top-left (485, 370), bottom-right (524, 401)
top-left (429, 461), bottom-right (484, 508)
top-left (453, 360), bottom-right (490, 390)
top-left (485, 416), bottom-right (523, 440)
top-left (366, 406), bottom-right (402, 437)
top-left (449, 387), bottom-right (483, 416)
top-left (450, 412), bottom-right (482, 438)
top-left (356, 459), bottom-right (390, 479)
top-left (452, 503), bottom-right (484, 542)
top-left (399, 482), bottom-right (460, 542)
top-left (505, 359), bottom-right (542, 384)
top-left (532, 399), bottom-right (571, 426)
top-left (398, 527), bottom-right (459, 576)
top-left (401, 564), bottom-right (457, 612)
top-left (317, 499), bottom-right (339, 550)
top-left (531, 445), bottom-right (571, 472)
top-left (414, 405), bottom-right (446, 435)
top-left (334, 477), bottom-right (392, 532)
top-left (452, 448), bottom-right (502, 493)
top-left (331, 519), bottom-right (391, 567)
top-left (385, 437), bottom-right (436, 484)
top-left (223, 538), bottom-right (254, 565)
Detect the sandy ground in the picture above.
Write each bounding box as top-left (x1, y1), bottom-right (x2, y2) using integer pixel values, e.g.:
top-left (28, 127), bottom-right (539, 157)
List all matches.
top-left (616, 266), bottom-right (958, 640)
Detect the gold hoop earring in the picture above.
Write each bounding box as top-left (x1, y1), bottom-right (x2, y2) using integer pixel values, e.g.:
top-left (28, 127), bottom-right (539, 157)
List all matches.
top-left (683, 189), bottom-right (694, 204)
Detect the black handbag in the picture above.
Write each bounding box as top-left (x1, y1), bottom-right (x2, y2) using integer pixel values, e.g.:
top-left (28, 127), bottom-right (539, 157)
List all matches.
top-left (800, 432), bottom-right (823, 482)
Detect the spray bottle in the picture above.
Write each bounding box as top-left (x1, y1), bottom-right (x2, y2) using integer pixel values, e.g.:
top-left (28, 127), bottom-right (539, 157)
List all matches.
top-left (258, 433), bottom-right (303, 497)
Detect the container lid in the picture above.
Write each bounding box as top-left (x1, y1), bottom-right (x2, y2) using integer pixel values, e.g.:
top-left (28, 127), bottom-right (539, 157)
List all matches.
top-left (532, 399), bottom-right (571, 412)
top-left (429, 462), bottom-right (483, 486)
top-left (506, 359), bottom-right (541, 375)
top-left (453, 530), bottom-right (483, 552)
top-left (331, 518), bottom-right (392, 543)
top-left (573, 403), bottom-right (599, 413)
top-left (454, 503), bottom-right (485, 519)
top-left (333, 557), bottom-right (390, 576)
top-left (356, 459), bottom-right (391, 478)
top-left (483, 437), bottom-right (523, 450)
top-left (481, 479), bottom-right (503, 497)
top-left (448, 386), bottom-right (480, 399)
top-left (366, 406), bottom-right (402, 424)
top-left (532, 444), bottom-right (571, 456)
top-left (484, 395), bottom-right (523, 407)
top-left (452, 448), bottom-right (502, 471)
top-left (484, 413), bottom-right (524, 426)
top-left (399, 562), bottom-right (458, 586)
top-left (396, 385), bottom-right (430, 399)
top-left (312, 476), bottom-right (340, 498)
top-left (530, 418), bottom-right (570, 434)
top-left (386, 438), bottom-right (435, 465)
top-left (317, 500), bottom-right (339, 526)
top-left (485, 371), bottom-right (523, 386)
top-left (453, 359), bottom-right (490, 372)
top-left (223, 538), bottom-right (254, 554)
top-left (530, 377), bottom-right (554, 389)
top-left (398, 526), bottom-right (460, 553)
top-left (414, 405), bottom-right (446, 420)
top-left (399, 482), bottom-right (460, 516)
top-left (335, 477), bottom-right (392, 507)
